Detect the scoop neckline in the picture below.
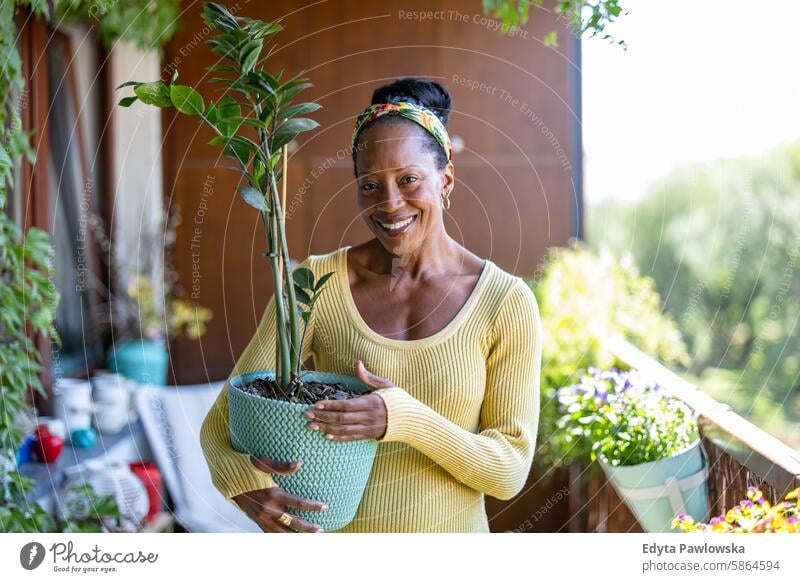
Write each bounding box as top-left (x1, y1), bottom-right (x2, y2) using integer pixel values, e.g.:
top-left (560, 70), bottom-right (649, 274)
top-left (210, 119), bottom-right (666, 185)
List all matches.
top-left (337, 245), bottom-right (493, 349)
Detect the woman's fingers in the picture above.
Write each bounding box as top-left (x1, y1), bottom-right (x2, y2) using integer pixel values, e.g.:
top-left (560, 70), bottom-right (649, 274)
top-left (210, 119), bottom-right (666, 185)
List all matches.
top-left (305, 409), bottom-right (372, 425)
top-left (309, 421), bottom-right (375, 438)
top-left (260, 504), bottom-right (323, 533)
top-left (354, 359), bottom-right (395, 389)
top-left (249, 455), bottom-right (302, 475)
top-left (277, 489), bottom-right (329, 513)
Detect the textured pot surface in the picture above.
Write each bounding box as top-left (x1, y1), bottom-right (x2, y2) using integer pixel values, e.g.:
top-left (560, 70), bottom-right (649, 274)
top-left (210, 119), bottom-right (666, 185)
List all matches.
top-left (228, 370), bottom-right (378, 531)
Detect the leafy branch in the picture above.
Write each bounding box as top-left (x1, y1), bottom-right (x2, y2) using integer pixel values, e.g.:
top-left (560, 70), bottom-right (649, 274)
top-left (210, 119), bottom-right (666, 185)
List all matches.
top-left (482, 0), bottom-right (627, 47)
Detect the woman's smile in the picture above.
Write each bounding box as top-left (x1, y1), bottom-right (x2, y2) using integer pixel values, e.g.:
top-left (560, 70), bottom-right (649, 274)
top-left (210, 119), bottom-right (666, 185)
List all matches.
top-left (374, 213), bottom-right (418, 237)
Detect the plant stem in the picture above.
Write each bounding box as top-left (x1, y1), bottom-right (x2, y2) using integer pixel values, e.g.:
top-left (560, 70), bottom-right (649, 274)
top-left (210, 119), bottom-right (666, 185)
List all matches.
top-left (262, 210), bottom-right (290, 390)
top-left (269, 170), bottom-right (301, 381)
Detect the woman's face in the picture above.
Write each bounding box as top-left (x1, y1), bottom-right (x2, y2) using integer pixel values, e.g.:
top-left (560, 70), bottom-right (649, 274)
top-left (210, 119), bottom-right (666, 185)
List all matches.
top-left (354, 120), bottom-right (454, 257)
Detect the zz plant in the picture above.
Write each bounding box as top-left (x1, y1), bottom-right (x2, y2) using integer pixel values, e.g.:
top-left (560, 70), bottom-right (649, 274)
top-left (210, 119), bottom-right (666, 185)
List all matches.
top-left (117, 2), bottom-right (331, 398)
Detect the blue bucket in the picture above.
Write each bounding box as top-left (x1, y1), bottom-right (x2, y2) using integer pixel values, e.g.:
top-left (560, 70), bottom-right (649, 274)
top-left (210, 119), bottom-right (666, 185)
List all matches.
top-left (108, 339), bottom-right (169, 385)
top-left (227, 370), bottom-right (378, 532)
top-left (598, 439), bottom-right (710, 532)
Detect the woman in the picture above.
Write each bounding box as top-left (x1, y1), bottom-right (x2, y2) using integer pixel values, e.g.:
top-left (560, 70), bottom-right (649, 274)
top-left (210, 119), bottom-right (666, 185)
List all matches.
top-left (200, 77), bottom-right (542, 533)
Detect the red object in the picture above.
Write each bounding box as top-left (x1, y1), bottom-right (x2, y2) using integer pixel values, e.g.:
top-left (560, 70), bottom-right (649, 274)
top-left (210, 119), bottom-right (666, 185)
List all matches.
top-left (32, 425), bottom-right (64, 463)
top-left (129, 461), bottom-right (163, 523)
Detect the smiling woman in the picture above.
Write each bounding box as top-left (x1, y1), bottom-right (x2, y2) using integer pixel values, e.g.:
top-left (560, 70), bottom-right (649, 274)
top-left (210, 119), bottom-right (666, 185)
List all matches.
top-left (200, 77), bottom-right (543, 533)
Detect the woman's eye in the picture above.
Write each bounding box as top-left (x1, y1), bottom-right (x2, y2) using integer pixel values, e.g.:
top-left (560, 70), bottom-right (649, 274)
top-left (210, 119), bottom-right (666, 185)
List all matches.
top-left (360, 183), bottom-right (377, 192)
top-left (400, 175), bottom-right (418, 184)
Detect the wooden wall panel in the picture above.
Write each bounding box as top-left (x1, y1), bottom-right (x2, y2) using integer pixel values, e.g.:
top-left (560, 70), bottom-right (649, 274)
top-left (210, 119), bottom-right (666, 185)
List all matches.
top-left (164, 0), bottom-right (581, 389)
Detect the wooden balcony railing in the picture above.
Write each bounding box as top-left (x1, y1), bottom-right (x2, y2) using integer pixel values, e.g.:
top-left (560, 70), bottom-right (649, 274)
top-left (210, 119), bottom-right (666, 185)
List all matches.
top-left (564, 336), bottom-right (800, 533)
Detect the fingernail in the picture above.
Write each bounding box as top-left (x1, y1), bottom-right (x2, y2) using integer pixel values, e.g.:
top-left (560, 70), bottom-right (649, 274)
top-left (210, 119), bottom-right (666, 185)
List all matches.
top-left (315, 403), bottom-right (325, 410)
top-left (325, 434), bottom-right (334, 440)
top-left (316, 528), bottom-right (324, 533)
top-left (303, 411), bottom-right (314, 419)
top-left (309, 423), bottom-right (319, 431)
top-left (321, 504), bottom-right (329, 512)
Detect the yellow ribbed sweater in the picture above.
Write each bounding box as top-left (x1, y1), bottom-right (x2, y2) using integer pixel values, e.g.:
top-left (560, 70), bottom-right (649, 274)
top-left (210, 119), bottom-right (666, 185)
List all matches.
top-left (200, 245), bottom-right (542, 532)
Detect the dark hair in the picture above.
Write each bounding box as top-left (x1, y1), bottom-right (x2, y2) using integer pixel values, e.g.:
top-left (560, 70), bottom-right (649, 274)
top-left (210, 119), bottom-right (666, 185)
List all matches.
top-left (352, 77), bottom-right (453, 176)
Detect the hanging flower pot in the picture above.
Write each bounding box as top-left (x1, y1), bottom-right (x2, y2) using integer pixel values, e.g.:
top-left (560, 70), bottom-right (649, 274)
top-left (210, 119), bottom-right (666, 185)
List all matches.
top-left (228, 370), bottom-right (378, 532)
top-left (598, 438), bottom-right (710, 532)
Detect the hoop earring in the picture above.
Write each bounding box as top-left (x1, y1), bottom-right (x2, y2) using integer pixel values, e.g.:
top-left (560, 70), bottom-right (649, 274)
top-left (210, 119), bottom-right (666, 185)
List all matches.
top-left (441, 192), bottom-right (451, 210)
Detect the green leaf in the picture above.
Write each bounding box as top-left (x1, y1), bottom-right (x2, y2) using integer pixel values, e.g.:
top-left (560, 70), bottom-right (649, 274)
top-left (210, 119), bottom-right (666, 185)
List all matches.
top-left (115, 80), bottom-right (141, 90)
top-left (239, 39), bottom-right (263, 73)
top-left (237, 186), bottom-right (269, 212)
top-left (118, 96), bottom-right (138, 107)
top-left (201, 2), bottom-right (240, 32)
top-left (134, 81), bottom-right (172, 107)
top-left (170, 84), bottom-right (205, 115)
top-left (278, 102), bottom-right (322, 121)
top-left (292, 266), bottom-right (315, 290)
top-left (314, 271), bottom-right (334, 292)
top-left (209, 136), bottom-right (254, 164)
top-left (542, 30), bottom-right (559, 48)
top-left (294, 286), bottom-right (312, 306)
top-left (272, 118), bottom-right (319, 150)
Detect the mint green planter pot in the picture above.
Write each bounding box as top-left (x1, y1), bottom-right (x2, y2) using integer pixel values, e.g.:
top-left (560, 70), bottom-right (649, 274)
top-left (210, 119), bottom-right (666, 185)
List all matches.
top-left (598, 439), bottom-right (710, 533)
top-left (108, 339), bottom-right (169, 385)
top-left (228, 370), bottom-right (378, 532)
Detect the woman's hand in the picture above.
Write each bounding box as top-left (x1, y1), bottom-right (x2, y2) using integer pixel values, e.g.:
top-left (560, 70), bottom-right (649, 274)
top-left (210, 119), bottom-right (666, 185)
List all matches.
top-left (303, 360), bottom-right (393, 442)
top-left (232, 456), bottom-right (329, 533)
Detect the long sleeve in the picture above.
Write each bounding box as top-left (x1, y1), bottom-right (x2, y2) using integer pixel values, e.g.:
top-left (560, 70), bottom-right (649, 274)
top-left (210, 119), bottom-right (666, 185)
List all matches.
top-left (199, 258), bottom-right (318, 505)
top-left (374, 278), bottom-right (542, 500)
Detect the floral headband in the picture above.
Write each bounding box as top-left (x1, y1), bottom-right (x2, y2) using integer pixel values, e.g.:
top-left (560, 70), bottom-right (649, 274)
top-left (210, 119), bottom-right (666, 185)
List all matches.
top-left (351, 101), bottom-right (453, 162)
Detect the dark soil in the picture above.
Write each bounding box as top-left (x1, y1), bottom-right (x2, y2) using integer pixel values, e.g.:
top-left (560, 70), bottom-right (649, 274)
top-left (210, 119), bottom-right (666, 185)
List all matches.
top-left (240, 377), bottom-right (361, 405)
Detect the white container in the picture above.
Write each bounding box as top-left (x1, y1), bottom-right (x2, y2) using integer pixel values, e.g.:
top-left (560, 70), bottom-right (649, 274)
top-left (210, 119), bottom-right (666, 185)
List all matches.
top-left (34, 416), bottom-right (67, 440)
top-left (91, 373), bottom-right (134, 434)
top-left (59, 459), bottom-right (148, 532)
top-left (53, 378), bottom-right (93, 434)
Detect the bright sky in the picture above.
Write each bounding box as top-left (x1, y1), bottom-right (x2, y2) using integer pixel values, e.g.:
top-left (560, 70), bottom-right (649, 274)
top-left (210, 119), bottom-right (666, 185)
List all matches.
top-left (582, 0), bottom-right (800, 203)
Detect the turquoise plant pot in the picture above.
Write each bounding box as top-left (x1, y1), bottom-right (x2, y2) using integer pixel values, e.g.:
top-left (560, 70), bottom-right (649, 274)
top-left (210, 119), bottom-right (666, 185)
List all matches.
top-left (598, 439), bottom-right (710, 533)
top-left (107, 339), bottom-right (169, 385)
top-left (227, 370), bottom-right (378, 532)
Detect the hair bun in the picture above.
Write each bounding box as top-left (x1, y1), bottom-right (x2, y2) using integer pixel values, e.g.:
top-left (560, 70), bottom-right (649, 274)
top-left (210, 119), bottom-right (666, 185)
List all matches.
top-left (370, 77), bottom-right (452, 125)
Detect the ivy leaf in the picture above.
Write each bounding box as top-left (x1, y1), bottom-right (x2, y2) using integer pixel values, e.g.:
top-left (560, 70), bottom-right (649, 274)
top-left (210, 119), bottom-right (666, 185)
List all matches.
top-left (272, 118), bottom-right (319, 150)
top-left (170, 84), bottom-right (205, 115)
top-left (237, 185), bottom-right (269, 212)
top-left (134, 81), bottom-right (172, 107)
top-left (117, 96), bottom-right (138, 107)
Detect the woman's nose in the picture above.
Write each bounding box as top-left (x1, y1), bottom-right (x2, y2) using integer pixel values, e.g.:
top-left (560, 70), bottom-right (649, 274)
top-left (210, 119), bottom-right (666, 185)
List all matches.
top-left (377, 182), bottom-right (405, 212)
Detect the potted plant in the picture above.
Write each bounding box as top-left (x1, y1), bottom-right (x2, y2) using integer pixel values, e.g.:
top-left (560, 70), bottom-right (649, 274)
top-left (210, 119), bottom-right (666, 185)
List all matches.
top-left (116, 2), bottom-right (377, 531)
top-left (672, 485), bottom-right (799, 533)
top-left (91, 209), bottom-right (213, 385)
top-left (557, 367), bottom-right (710, 532)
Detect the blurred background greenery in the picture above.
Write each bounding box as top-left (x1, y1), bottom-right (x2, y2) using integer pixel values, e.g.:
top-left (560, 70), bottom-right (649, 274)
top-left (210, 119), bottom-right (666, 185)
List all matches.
top-left (587, 141), bottom-right (800, 451)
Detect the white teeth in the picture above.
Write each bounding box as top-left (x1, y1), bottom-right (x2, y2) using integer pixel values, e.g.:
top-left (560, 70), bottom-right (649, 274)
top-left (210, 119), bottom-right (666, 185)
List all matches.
top-left (377, 216), bottom-right (415, 230)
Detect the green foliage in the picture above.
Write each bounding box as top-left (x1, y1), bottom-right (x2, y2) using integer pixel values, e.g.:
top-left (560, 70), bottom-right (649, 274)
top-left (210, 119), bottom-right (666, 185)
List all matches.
top-left (529, 240), bottom-right (689, 477)
top-left (556, 368), bottom-right (698, 467)
top-left (589, 142), bottom-right (800, 448)
top-left (117, 2), bottom-right (331, 393)
top-left (481, 0), bottom-right (627, 47)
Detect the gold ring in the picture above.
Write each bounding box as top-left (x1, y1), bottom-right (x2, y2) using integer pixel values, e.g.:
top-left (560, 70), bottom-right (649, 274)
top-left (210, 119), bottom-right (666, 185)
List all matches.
top-left (278, 512), bottom-right (293, 527)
